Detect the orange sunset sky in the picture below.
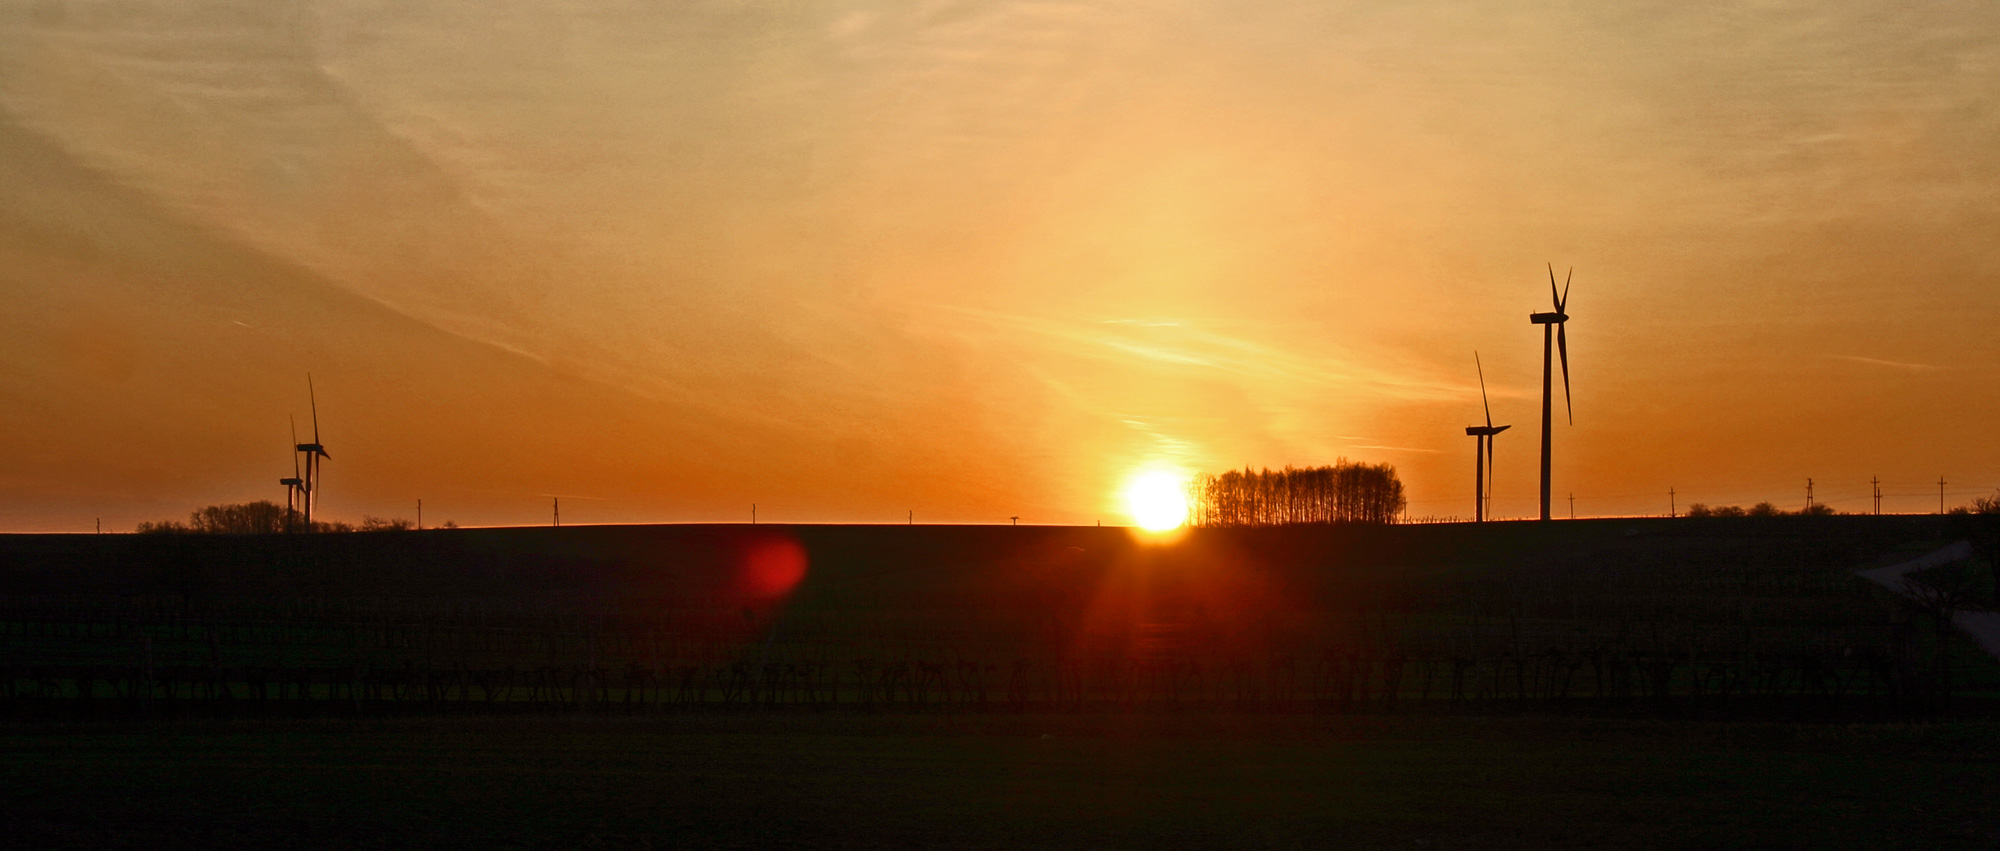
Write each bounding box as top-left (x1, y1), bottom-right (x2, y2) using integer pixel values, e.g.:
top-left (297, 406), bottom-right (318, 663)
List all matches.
top-left (3, 1), bottom-right (1998, 531)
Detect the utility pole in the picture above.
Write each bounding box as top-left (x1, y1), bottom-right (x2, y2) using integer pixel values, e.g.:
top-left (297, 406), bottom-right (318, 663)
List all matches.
top-left (417, 499), bottom-right (423, 530)
top-left (752, 504), bottom-right (757, 525)
top-left (95, 518), bottom-right (100, 534)
top-left (553, 497), bottom-right (560, 527)
top-left (1872, 475), bottom-right (1881, 515)
top-left (1939, 476), bottom-right (1947, 514)
top-left (1010, 516), bottom-right (1019, 526)
top-left (908, 510), bottom-right (913, 525)
top-left (1568, 492), bottom-right (1575, 519)
top-left (1806, 478), bottom-right (1814, 512)
top-left (1668, 487), bottom-right (1676, 518)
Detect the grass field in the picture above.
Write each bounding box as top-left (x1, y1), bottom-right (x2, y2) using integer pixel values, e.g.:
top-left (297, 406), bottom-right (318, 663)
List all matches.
top-left (4, 712), bottom-right (1999, 850)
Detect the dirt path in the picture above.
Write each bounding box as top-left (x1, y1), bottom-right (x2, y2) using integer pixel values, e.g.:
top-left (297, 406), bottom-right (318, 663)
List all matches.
top-left (1855, 540), bottom-right (2000, 661)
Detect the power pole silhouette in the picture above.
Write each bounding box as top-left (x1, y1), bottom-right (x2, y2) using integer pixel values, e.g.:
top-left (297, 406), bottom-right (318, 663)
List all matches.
top-left (1668, 487), bottom-right (1676, 518)
top-left (553, 497), bottom-right (561, 527)
top-left (417, 499), bottom-right (423, 530)
top-left (1806, 478), bottom-right (1814, 512)
top-left (1872, 476), bottom-right (1881, 515)
top-left (95, 518), bottom-right (100, 534)
top-left (1568, 492), bottom-right (1575, 519)
top-left (752, 504), bottom-right (757, 525)
top-left (1010, 516), bottom-right (1019, 526)
top-left (1939, 476), bottom-right (1947, 514)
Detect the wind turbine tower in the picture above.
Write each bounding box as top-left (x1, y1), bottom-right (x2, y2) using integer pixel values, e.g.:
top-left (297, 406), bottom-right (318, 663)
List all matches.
top-left (1463, 352), bottom-right (1510, 522)
top-left (278, 415), bottom-right (304, 531)
top-left (294, 376), bottom-right (331, 529)
top-left (1528, 265), bottom-right (1574, 521)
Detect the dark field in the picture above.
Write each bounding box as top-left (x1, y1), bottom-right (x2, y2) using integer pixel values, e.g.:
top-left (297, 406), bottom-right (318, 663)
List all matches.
top-left (5, 713), bottom-right (1998, 850)
top-left (4, 517), bottom-right (1999, 848)
top-left (1, 517), bottom-right (1995, 717)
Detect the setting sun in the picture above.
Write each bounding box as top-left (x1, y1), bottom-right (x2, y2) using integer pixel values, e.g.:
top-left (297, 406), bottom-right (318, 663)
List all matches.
top-left (1123, 470), bottom-right (1191, 531)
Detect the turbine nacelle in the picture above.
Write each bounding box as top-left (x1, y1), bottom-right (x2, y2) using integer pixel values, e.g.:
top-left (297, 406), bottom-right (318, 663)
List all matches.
top-left (1528, 311), bottom-right (1567, 324)
top-left (1465, 425), bottom-right (1511, 436)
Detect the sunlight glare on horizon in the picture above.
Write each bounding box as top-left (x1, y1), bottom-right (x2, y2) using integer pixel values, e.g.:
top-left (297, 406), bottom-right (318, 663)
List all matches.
top-left (4, 2), bottom-right (2000, 530)
top-left (1124, 469), bottom-right (1191, 531)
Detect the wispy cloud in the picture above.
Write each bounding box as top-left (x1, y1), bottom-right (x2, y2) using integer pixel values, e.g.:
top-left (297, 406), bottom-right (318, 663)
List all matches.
top-left (936, 306), bottom-right (1466, 401)
top-left (1832, 355), bottom-right (1943, 372)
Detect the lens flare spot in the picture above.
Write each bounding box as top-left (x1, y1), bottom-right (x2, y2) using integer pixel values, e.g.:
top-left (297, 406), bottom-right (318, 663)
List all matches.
top-left (1124, 470), bottom-right (1190, 531)
top-left (741, 538), bottom-right (808, 596)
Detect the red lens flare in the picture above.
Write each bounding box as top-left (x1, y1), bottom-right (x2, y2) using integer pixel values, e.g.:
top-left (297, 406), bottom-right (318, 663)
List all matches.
top-left (739, 536), bottom-right (808, 597)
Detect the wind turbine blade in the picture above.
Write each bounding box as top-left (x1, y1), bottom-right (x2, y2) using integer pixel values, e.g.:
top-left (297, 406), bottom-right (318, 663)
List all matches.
top-left (308, 374), bottom-right (321, 444)
top-left (1560, 268), bottom-right (1572, 312)
top-left (289, 415), bottom-right (300, 478)
top-left (1475, 351), bottom-right (1493, 428)
top-left (1557, 323), bottom-right (1572, 424)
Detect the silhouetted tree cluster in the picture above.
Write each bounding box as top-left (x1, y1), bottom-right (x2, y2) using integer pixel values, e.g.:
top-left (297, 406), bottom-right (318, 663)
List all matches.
top-left (1189, 461), bottom-right (1405, 526)
top-left (1947, 490), bottom-right (2000, 516)
top-left (1686, 501), bottom-right (1832, 518)
top-left (137, 501), bottom-right (294, 534)
top-left (1951, 489), bottom-right (2000, 606)
top-left (136, 502), bottom-right (420, 534)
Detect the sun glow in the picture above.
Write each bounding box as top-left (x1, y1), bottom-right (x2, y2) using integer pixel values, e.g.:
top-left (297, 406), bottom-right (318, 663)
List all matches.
top-left (1123, 469), bottom-right (1191, 531)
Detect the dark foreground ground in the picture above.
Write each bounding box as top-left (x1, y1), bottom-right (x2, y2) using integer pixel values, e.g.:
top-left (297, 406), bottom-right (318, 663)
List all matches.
top-left (5, 712), bottom-right (1998, 850)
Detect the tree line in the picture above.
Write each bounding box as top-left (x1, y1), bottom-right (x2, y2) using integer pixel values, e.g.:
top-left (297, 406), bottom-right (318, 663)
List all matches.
top-left (1188, 461), bottom-right (1406, 527)
top-left (136, 501), bottom-right (439, 534)
top-left (1683, 502), bottom-right (1829, 518)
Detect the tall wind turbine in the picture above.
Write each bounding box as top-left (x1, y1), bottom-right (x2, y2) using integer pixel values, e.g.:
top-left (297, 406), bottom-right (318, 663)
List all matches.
top-left (1464, 353), bottom-right (1510, 522)
top-left (279, 415), bottom-right (304, 531)
top-left (1528, 265), bottom-right (1573, 521)
top-left (294, 376), bottom-right (331, 529)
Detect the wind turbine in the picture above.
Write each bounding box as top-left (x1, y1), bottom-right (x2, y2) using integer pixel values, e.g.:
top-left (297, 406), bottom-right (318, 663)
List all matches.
top-left (1464, 352), bottom-right (1510, 522)
top-left (278, 415), bottom-right (304, 531)
top-left (294, 376), bottom-right (331, 529)
top-left (1529, 264), bottom-right (1573, 521)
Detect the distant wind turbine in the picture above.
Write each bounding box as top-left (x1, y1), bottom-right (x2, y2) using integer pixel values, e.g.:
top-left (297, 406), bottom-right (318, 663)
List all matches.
top-left (1528, 265), bottom-right (1574, 521)
top-left (279, 415), bottom-right (304, 531)
top-left (1463, 352), bottom-right (1510, 523)
top-left (294, 376), bottom-right (331, 529)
